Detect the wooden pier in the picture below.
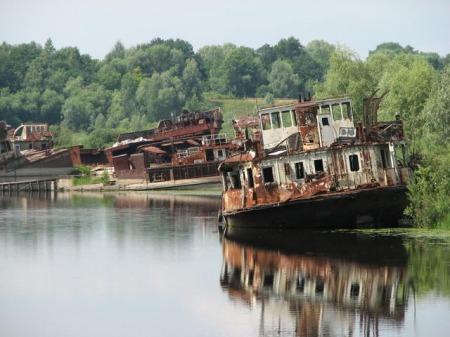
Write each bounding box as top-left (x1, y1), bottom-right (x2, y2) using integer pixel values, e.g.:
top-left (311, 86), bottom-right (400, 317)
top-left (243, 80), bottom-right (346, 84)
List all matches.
top-left (0, 178), bottom-right (57, 193)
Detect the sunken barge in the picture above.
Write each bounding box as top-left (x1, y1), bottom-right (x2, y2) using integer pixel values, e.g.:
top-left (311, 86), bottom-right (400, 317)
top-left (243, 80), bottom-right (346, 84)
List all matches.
top-left (219, 94), bottom-right (413, 229)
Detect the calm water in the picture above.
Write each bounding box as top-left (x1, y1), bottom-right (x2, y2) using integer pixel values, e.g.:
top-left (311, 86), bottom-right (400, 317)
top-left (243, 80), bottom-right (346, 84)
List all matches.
top-left (0, 192), bottom-right (449, 337)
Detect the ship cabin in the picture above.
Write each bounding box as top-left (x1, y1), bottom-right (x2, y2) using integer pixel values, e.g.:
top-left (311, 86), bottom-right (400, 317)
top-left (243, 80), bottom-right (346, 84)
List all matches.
top-left (219, 97), bottom-right (412, 212)
top-left (12, 123), bottom-right (54, 151)
top-left (258, 97), bottom-right (356, 151)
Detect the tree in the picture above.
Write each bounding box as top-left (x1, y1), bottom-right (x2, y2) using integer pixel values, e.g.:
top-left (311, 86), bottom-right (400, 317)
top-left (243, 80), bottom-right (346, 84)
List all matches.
top-left (40, 89), bottom-right (64, 124)
top-left (198, 44), bottom-right (236, 93)
top-left (306, 40), bottom-right (335, 77)
top-left (378, 54), bottom-right (438, 135)
top-left (62, 78), bottom-right (111, 131)
top-left (222, 47), bottom-right (264, 97)
top-left (135, 71), bottom-right (185, 121)
top-left (268, 60), bottom-right (300, 98)
top-left (421, 65), bottom-right (450, 143)
top-left (314, 48), bottom-right (376, 117)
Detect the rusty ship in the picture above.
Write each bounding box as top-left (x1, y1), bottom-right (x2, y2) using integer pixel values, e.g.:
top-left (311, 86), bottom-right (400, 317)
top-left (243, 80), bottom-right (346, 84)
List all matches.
top-left (218, 94), bottom-right (413, 229)
top-left (0, 121), bottom-right (79, 182)
top-left (105, 108), bottom-right (236, 187)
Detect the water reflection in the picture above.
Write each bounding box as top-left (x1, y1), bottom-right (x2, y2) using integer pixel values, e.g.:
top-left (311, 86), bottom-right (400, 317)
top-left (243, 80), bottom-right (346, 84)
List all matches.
top-left (221, 229), bottom-right (411, 337)
top-left (0, 192), bottom-right (220, 257)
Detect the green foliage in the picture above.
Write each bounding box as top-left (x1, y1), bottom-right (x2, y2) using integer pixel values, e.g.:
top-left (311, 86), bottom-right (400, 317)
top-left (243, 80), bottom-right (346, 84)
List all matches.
top-left (405, 66), bottom-right (450, 228)
top-left (268, 60), bottom-right (300, 98)
top-left (75, 164), bottom-right (92, 176)
top-left (378, 55), bottom-right (438, 135)
top-left (314, 48), bottom-right (376, 117)
top-left (72, 165), bottom-right (110, 186)
top-left (222, 47), bottom-right (264, 97)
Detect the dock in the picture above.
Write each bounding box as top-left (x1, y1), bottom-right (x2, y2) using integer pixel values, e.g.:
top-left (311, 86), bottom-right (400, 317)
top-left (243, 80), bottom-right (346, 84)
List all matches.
top-left (0, 178), bottom-right (57, 193)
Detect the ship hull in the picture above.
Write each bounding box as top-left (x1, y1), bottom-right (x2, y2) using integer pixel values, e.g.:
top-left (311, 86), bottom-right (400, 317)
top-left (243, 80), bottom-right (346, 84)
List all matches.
top-left (222, 185), bottom-right (409, 229)
top-left (0, 149), bottom-right (76, 182)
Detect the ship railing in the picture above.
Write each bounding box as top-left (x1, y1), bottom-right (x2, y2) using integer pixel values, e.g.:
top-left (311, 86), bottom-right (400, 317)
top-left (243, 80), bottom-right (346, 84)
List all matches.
top-left (202, 133), bottom-right (228, 146)
top-left (175, 147), bottom-right (201, 159)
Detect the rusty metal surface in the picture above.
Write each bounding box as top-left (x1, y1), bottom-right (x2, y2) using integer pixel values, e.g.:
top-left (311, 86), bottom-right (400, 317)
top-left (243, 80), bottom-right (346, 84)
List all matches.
top-left (117, 108), bottom-right (223, 143)
top-left (219, 95), bottom-right (411, 216)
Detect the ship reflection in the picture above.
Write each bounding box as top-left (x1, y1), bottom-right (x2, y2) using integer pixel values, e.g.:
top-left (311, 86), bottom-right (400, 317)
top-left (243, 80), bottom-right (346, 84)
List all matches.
top-left (220, 229), bottom-right (410, 337)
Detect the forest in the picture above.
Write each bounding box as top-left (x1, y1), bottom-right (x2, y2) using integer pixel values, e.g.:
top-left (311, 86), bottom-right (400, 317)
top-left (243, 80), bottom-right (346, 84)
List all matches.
top-left (0, 37), bottom-right (449, 228)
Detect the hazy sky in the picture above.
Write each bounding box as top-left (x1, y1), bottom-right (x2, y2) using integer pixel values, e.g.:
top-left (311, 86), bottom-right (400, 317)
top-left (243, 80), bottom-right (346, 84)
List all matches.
top-left (1, 0), bottom-right (449, 59)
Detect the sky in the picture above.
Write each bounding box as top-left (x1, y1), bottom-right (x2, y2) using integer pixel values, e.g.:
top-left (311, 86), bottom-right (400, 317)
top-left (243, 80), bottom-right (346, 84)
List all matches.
top-left (1, 0), bottom-right (449, 59)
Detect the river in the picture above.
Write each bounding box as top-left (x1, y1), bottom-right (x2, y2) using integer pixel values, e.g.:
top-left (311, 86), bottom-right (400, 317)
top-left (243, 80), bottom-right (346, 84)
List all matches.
top-left (0, 192), bottom-right (449, 337)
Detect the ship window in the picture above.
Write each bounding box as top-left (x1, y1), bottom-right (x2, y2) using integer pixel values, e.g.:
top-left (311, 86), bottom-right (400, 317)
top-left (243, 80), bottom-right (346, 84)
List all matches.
top-left (349, 154), bottom-right (360, 171)
top-left (261, 113), bottom-right (271, 130)
top-left (332, 104), bottom-right (342, 121)
top-left (297, 277), bottom-right (305, 292)
top-left (281, 110), bottom-right (292, 127)
top-left (263, 273), bottom-right (274, 288)
top-left (271, 112), bottom-right (281, 129)
top-left (342, 102), bottom-right (352, 120)
top-left (206, 149), bottom-right (215, 161)
top-left (350, 282), bottom-right (360, 298)
top-left (262, 166), bottom-right (274, 183)
top-left (321, 117), bottom-right (329, 126)
top-left (314, 159), bottom-right (324, 173)
top-left (284, 163), bottom-right (291, 175)
top-left (217, 149), bottom-right (224, 158)
top-left (248, 270), bottom-right (254, 286)
top-left (321, 105), bottom-right (331, 115)
top-left (0, 142), bottom-right (6, 153)
top-left (295, 162), bottom-right (305, 179)
top-left (380, 148), bottom-right (392, 168)
top-left (246, 168), bottom-right (254, 188)
top-left (222, 173), bottom-right (229, 190)
top-left (292, 110), bottom-right (298, 125)
top-left (315, 280), bottom-right (325, 295)
top-left (229, 171), bottom-right (241, 189)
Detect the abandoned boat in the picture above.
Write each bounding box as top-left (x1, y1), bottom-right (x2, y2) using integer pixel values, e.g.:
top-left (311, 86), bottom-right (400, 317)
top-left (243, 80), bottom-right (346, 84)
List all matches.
top-left (0, 121), bottom-right (79, 182)
top-left (219, 94), bottom-right (413, 229)
top-left (106, 108), bottom-right (236, 187)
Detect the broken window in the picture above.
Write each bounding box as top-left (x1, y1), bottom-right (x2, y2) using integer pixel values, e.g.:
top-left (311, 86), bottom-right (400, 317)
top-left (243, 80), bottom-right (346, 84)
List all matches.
top-left (261, 113), bottom-right (271, 130)
top-left (321, 104), bottom-right (331, 115)
top-left (248, 270), bottom-right (254, 286)
top-left (349, 154), bottom-right (360, 172)
top-left (262, 166), bottom-right (274, 183)
top-left (295, 162), bottom-right (305, 179)
top-left (281, 110), bottom-right (292, 127)
top-left (321, 117), bottom-right (329, 126)
top-left (297, 277), bottom-right (305, 292)
top-left (229, 171), bottom-right (241, 189)
top-left (205, 149), bottom-right (214, 161)
top-left (342, 102), bottom-right (352, 120)
top-left (314, 159), bottom-right (324, 173)
top-left (292, 110), bottom-right (298, 125)
top-left (271, 111), bottom-right (281, 129)
top-left (380, 148), bottom-right (392, 168)
top-left (284, 163), bottom-right (291, 175)
top-left (246, 168), bottom-right (254, 188)
top-left (315, 280), bottom-right (325, 295)
top-left (350, 282), bottom-right (360, 298)
top-left (263, 273), bottom-right (274, 288)
top-left (332, 104), bottom-right (342, 121)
